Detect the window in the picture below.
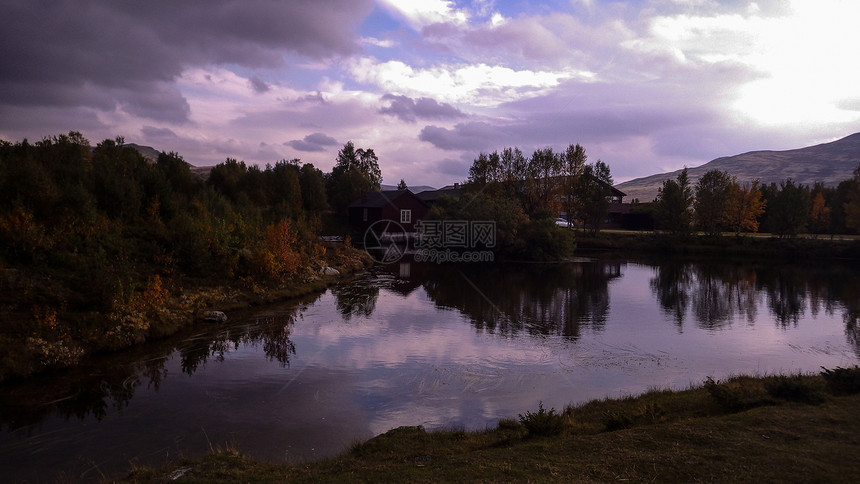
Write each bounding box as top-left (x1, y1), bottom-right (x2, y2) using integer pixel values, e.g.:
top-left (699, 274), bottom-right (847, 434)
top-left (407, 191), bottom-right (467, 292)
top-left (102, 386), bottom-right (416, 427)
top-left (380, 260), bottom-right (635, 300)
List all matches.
top-left (400, 209), bottom-right (411, 224)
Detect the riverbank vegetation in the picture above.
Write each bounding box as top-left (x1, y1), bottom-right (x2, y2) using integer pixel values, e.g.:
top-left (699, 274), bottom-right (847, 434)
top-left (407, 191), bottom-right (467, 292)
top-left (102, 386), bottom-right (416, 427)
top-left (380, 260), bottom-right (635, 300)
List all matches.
top-left (126, 367), bottom-right (860, 483)
top-left (650, 164), bottom-right (860, 238)
top-left (0, 133), bottom-right (371, 382)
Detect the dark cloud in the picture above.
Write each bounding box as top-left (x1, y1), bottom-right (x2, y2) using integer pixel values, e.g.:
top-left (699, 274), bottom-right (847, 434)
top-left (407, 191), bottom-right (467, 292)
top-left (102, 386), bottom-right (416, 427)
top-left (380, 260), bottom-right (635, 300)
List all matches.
top-left (419, 122), bottom-right (502, 151)
top-left (249, 77), bottom-right (271, 94)
top-left (286, 132), bottom-right (339, 152)
top-left (0, 0), bottom-right (373, 121)
top-left (435, 158), bottom-right (470, 178)
top-left (380, 94), bottom-right (465, 123)
top-left (141, 126), bottom-right (179, 139)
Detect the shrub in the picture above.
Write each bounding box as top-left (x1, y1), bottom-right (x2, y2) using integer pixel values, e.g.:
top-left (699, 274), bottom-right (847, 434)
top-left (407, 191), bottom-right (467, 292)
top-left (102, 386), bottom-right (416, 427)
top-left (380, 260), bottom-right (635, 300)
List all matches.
top-left (518, 402), bottom-right (565, 437)
top-left (763, 375), bottom-right (826, 404)
top-left (820, 366), bottom-right (860, 395)
top-left (497, 418), bottom-right (522, 430)
top-left (602, 401), bottom-right (665, 431)
top-left (704, 376), bottom-right (774, 412)
top-left (603, 410), bottom-right (635, 431)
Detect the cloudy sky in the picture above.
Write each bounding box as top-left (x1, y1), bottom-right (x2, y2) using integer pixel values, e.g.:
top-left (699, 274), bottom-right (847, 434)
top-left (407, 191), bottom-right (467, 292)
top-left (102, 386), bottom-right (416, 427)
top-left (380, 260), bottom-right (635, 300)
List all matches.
top-left (2, 0), bottom-right (859, 187)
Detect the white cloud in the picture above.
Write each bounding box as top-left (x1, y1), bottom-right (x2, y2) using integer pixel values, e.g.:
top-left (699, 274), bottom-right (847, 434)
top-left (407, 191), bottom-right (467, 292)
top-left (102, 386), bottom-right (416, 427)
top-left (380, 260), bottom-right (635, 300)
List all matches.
top-left (377, 0), bottom-right (468, 30)
top-left (362, 36), bottom-right (396, 48)
top-left (349, 57), bottom-right (577, 106)
top-left (632, 0), bottom-right (860, 126)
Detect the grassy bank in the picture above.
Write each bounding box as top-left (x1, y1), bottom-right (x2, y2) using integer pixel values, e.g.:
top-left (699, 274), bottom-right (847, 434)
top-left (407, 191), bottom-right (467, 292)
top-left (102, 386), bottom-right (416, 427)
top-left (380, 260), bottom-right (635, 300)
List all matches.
top-left (125, 369), bottom-right (860, 483)
top-left (575, 230), bottom-right (860, 260)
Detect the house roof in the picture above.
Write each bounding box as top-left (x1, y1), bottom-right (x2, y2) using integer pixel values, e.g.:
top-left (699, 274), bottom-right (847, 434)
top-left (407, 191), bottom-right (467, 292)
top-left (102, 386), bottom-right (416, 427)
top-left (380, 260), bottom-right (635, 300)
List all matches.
top-left (416, 185), bottom-right (463, 202)
top-left (348, 189), bottom-right (428, 208)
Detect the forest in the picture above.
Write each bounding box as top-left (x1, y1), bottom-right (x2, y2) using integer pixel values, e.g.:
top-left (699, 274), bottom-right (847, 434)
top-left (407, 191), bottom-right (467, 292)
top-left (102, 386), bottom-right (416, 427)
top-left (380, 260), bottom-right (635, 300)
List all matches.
top-left (0, 132), bottom-right (377, 381)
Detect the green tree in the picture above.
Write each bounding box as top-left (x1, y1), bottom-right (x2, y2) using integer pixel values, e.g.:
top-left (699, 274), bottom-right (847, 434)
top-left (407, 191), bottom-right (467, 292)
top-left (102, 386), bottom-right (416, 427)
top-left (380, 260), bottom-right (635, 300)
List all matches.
top-left (328, 141), bottom-right (382, 214)
top-left (654, 168), bottom-right (694, 236)
top-left (208, 158), bottom-right (249, 203)
top-left (299, 163), bottom-right (328, 214)
top-left (768, 179), bottom-right (810, 238)
top-left (694, 170), bottom-right (734, 236)
top-left (264, 160), bottom-right (302, 220)
top-left (397, 179), bottom-right (407, 190)
top-left (576, 159), bottom-right (614, 235)
top-left (844, 164), bottom-right (860, 233)
top-left (560, 144), bottom-right (586, 225)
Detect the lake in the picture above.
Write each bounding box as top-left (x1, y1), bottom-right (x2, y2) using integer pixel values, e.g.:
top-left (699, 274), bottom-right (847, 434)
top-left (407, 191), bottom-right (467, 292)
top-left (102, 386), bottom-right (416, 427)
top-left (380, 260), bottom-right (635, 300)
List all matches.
top-left (1, 257), bottom-right (858, 481)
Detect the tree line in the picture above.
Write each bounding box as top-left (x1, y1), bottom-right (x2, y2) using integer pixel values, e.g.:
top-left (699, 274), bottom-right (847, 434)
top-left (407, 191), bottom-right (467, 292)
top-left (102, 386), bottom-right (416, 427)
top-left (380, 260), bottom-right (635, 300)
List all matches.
top-left (424, 144), bottom-right (615, 259)
top-left (464, 144), bottom-right (616, 232)
top-left (652, 166), bottom-right (860, 237)
top-left (0, 132), bottom-right (381, 378)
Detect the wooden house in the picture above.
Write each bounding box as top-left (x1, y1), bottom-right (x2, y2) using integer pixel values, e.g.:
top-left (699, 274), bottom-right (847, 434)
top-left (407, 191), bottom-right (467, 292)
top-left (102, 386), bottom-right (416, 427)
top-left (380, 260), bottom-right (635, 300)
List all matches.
top-left (348, 189), bottom-right (429, 235)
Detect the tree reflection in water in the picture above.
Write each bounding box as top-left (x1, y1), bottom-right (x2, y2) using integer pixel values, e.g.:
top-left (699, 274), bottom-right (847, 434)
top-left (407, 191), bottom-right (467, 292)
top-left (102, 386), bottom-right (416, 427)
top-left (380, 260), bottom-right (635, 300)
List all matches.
top-left (649, 258), bottom-right (860, 350)
top-left (2, 258), bottom-right (859, 435)
top-left (420, 261), bottom-right (621, 340)
top-left (0, 304), bottom-right (303, 431)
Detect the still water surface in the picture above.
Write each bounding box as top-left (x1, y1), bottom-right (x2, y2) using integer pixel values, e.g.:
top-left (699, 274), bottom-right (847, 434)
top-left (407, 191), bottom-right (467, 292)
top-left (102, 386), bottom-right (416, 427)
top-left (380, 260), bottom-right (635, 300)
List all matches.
top-left (1, 258), bottom-right (859, 481)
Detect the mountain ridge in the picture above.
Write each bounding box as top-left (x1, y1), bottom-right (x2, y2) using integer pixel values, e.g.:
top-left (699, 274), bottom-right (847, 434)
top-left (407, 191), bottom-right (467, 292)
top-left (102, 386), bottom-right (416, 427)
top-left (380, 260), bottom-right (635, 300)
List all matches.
top-left (616, 133), bottom-right (860, 202)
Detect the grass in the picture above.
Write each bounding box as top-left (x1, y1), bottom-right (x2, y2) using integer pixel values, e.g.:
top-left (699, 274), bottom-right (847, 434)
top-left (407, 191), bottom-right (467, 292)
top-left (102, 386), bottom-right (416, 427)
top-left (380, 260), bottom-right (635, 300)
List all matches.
top-left (123, 369), bottom-right (860, 483)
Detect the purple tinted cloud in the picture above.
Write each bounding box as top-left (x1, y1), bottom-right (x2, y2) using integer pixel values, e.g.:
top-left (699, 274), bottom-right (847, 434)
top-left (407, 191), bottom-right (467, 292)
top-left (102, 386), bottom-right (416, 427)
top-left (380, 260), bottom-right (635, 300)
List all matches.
top-left (0, 0), bottom-right (373, 122)
top-left (286, 132), bottom-right (339, 152)
top-left (380, 94), bottom-right (465, 123)
top-left (419, 122), bottom-right (502, 151)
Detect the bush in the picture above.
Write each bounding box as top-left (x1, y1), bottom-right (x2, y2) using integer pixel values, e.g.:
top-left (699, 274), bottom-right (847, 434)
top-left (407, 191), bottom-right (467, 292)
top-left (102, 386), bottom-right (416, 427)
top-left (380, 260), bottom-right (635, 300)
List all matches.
top-left (763, 375), bottom-right (826, 404)
top-left (518, 402), bottom-right (565, 437)
top-left (704, 376), bottom-right (774, 412)
top-left (820, 366), bottom-right (860, 395)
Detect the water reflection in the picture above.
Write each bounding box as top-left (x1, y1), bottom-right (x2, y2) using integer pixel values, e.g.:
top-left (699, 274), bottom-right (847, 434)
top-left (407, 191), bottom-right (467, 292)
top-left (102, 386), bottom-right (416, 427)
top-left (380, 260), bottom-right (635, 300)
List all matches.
top-left (0, 307), bottom-right (304, 433)
top-left (648, 258), bottom-right (860, 346)
top-left (2, 258), bottom-right (860, 482)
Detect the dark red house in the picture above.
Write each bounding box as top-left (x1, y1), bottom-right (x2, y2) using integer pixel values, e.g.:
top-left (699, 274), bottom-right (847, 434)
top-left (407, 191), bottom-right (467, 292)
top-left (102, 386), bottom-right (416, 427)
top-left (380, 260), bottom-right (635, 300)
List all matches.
top-left (348, 189), bottom-right (429, 236)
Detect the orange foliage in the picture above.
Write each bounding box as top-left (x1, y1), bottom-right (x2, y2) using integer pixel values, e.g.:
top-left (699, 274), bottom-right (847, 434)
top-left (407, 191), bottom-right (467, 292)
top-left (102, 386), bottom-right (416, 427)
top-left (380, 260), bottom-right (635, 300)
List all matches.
top-left (255, 220), bottom-right (303, 283)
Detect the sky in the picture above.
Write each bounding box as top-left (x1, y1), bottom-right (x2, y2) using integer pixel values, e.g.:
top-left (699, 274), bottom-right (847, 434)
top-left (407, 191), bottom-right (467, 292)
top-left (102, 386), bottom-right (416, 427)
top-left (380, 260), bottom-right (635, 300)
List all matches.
top-left (2, 0), bottom-right (859, 187)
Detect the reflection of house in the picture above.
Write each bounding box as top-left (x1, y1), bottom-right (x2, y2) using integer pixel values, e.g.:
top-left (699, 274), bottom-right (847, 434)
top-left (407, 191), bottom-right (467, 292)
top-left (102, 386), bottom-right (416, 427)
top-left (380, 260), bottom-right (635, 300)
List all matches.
top-left (416, 183), bottom-right (463, 206)
top-left (348, 189), bottom-right (429, 235)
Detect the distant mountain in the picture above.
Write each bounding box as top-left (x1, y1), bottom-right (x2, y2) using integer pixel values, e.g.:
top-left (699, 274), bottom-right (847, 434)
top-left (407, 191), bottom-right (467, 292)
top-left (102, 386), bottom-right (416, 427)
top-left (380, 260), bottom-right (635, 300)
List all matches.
top-left (381, 184), bottom-right (436, 193)
top-left (124, 143), bottom-right (161, 163)
top-left (616, 133), bottom-right (860, 202)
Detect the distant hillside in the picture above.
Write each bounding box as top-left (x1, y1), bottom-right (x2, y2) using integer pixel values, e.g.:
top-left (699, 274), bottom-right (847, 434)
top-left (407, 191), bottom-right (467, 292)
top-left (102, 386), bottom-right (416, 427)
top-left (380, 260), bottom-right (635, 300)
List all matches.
top-left (616, 133), bottom-right (860, 202)
top-left (124, 143), bottom-right (160, 163)
top-left (381, 184), bottom-right (436, 193)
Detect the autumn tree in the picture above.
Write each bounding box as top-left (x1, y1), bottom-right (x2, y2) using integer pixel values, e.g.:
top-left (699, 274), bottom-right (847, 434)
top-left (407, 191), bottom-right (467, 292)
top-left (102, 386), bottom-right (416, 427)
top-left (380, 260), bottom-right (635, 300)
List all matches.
top-left (653, 168), bottom-right (694, 236)
top-left (722, 180), bottom-right (766, 235)
top-left (808, 184), bottom-right (831, 237)
top-left (694, 169), bottom-right (734, 236)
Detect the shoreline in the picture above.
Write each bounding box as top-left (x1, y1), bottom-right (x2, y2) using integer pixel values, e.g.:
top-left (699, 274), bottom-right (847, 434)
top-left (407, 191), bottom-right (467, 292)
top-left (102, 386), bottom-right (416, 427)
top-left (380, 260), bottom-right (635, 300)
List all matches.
top-left (125, 369), bottom-right (860, 483)
top-left (0, 243), bottom-right (373, 383)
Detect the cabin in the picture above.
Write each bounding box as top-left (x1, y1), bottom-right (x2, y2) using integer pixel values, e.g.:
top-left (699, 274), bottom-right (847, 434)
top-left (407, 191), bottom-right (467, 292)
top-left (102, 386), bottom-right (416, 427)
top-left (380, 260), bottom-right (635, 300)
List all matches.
top-left (416, 183), bottom-right (463, 206)
top-left (348, 189), bottom-right (429, 236)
